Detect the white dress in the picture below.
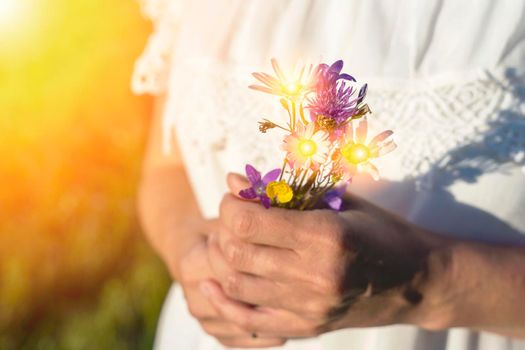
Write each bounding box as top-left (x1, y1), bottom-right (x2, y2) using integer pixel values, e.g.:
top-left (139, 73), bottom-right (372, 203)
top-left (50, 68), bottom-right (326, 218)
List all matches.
top-left (133, 0), bottom-right (525, 349)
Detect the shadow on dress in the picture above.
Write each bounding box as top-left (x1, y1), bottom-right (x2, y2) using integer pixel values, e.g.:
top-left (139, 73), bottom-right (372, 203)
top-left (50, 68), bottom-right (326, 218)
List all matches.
top-left (355, 68), bottom-right (525, 246)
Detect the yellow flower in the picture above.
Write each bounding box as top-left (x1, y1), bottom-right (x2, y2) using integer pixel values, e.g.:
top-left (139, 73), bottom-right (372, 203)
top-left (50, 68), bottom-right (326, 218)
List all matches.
top-left (282, 122), bottom-right (330, 169)
top-left (266, 180), bottom-right (294, 203)
top-left (338, 117), bottom-right (396, 181)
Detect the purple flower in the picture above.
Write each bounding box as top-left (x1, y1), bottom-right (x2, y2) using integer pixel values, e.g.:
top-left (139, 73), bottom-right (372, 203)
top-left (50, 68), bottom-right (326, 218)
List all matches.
top-left (239, 164), bottom-right (281, 209)
top-left (323, 185), bottom-right (348, 211)
top-left (315, 60), bottom-right (355, 91)
top-left (307, 60), bottom-right (366, 131)
top-left (307, 81), bottom-right (359, 125)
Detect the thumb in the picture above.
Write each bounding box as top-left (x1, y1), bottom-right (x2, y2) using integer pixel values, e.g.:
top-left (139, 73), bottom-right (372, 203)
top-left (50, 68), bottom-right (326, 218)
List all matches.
top-left (227, 172), bottom-right (251, 199)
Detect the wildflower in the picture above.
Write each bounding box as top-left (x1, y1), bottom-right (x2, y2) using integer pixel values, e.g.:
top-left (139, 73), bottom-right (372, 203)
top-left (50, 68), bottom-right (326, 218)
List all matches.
top-left (282, 123), bottom-right (330, 169)
top-left (239, 165), bottom-right (281, 209)
top-left (266, 180), bottom-right (294, 204)
top-left (315, 60), bottom-right (355, 91)
top-left (307, 81), bottom-right (360, 127)
top-left (307, 60), bottom-right (368, 134)
top-left (323, 185), bottom-right (347, 211)
top-left (337, 118), bottom-right (396, 180)
top-left (249, 58), bottom-right (317, 100)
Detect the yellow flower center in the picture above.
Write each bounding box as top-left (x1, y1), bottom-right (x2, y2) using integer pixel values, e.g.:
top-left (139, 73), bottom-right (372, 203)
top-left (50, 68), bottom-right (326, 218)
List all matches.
top-left (298, 139), bottom-right (317, 157)
top-left (266, 180), bottom-right (294, 203)
top-left (284, 82), bottom-right (301, 95)
top-left (341, 143), bottom-right (370, 164)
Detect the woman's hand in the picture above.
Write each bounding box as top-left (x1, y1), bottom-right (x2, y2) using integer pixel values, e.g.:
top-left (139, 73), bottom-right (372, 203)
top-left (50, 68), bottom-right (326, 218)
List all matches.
top-left (177, 228), bottom-right (287, 348)
top-left (201, 173), bottom-right (453, 337)
top-left (138, 165), bottom-right (286, 347)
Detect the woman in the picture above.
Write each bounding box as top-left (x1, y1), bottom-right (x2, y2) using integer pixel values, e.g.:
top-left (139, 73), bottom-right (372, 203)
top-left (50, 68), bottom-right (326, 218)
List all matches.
top-left (133, 0), bottom-right (525, 349)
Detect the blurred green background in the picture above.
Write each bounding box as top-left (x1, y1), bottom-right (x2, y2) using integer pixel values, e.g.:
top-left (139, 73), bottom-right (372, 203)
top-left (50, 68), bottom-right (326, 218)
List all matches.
top-left (0, 0), bottom-right (171, 348)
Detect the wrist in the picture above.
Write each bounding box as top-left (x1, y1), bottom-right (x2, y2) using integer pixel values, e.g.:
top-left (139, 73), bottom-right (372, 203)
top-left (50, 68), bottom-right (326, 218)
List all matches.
top-left (406, 240), bottom-right (483, 330)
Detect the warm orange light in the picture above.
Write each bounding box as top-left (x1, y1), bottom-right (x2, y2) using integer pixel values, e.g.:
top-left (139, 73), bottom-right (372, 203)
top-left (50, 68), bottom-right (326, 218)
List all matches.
top-left (0, 0), bottom-right (22, 27)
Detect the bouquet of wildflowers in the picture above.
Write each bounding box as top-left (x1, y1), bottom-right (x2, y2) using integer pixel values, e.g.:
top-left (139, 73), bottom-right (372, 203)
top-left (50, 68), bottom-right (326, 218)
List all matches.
top-left (239, 59), bottom-right (396, 211)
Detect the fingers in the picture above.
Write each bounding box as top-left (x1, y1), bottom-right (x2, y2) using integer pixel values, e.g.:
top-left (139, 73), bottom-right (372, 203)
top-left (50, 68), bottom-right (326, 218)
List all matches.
top-left (217, 230), bottom-right (298, 279)
top-left (200, 279), bottom-right (267, 330)
top-left (201, 280), bottom-right (320, 338)
top-left (184, 284), bottom-right (220, 321)
top-left (219, 194), bottom-right (318, 249)
top-left (201, 320), bottom-right (286, 348)
top-left (199, 319), bottom-right (250, 338)
top-left (207, 234), bottom-right (283, 308)
top-left (227, 172), bottom-right (252, 200)
top-left (215, 336), bottom-right (286, 348)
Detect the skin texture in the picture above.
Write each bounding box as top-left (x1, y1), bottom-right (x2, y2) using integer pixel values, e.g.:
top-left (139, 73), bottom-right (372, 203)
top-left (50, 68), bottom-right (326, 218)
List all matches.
top-left (200, 173), bottom-right (525, 341)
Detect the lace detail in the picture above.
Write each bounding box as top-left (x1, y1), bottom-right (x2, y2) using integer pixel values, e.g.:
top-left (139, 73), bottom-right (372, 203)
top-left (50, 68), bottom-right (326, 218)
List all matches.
top-left (166, 60), bottom-right (525, 196)
top-left (131, 0), bottom-right (181, 95)
top-left (365, 69), bottom-right (525, 188)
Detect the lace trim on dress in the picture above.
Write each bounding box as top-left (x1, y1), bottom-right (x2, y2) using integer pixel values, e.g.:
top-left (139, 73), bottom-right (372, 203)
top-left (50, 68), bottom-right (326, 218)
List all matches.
top-left (131, 0), bottom-right (181, 95)
top-left (167, 60), bottom-right (525, 191)
top-left (365, 68), bottom-right (525, 188)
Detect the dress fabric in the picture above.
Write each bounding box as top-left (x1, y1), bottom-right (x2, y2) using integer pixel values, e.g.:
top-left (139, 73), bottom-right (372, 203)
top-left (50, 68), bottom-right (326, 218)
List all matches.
top-left (133, 0), bottom-right (525, 349)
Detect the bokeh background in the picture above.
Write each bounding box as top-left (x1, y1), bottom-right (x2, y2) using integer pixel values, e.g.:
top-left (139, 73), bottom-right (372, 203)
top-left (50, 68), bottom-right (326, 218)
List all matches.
top-left (0, 0), bottom-right (171, 348)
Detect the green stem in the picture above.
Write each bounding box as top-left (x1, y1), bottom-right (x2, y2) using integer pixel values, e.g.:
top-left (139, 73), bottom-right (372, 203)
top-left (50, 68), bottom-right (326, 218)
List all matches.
top-left (278, 160), bottom-right (287, 182)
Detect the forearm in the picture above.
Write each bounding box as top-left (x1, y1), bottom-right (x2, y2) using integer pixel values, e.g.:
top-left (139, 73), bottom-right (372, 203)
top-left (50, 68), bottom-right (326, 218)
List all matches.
top-left (416, 241), bottom-right (525, 337)
top-left (138, 165), bottom-right (203, 280)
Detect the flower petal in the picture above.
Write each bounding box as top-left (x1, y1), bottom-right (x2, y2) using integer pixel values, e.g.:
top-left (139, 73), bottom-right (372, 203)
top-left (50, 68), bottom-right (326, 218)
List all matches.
top-left (377, 140), bottom-right (397, 157)
top-left (239, 187), bottom-right (257, 200)
top-left (262, 168), bottom-right (281, 184)
top-left (368, 130), bottom-right (394, 149)
top-left (324, 184), bottom-right (347, 211)
top-left (326, 195), bottom-right (343, 211)
top-left (329, 60), bottom-right (344, 74)
top-left (249, 85), bottom-right (282, 96)
top-left (245, 164), bottom-right (261, 184)
top-left (339, 73), bottom-right (356, 82)
top-left (252, 72), bottom-right (279, 89)
top-left (271, 58), bottom-right (286, 82)
top-left (259, 195), bottom-right (272, 209)
top-left (357, 84), bottom-right (368, 104)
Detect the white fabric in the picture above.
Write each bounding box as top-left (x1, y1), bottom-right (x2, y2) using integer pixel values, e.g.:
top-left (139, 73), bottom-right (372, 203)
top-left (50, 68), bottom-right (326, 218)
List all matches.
top-left (133, 0), bottom-right (525, 349)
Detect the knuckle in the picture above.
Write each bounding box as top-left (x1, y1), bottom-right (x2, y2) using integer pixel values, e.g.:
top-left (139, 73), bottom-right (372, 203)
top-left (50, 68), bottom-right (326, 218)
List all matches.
top-left (307, 211), bottom-right (344, 245)
top-left (305, 300), bottom-right (331, 319)
top-left (318, 274), bottom-right (341, 295)
top-left (224, 273), bottom-right (243, 298)
top-left (232, 210), bottom-right (255, 237)
top-left (223, 240), bottom-right (246, 268)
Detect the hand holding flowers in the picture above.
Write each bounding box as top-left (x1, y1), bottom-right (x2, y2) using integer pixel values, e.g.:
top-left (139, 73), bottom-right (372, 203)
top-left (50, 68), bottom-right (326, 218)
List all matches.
top-left (200, 174), bottom-right (453, 338)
